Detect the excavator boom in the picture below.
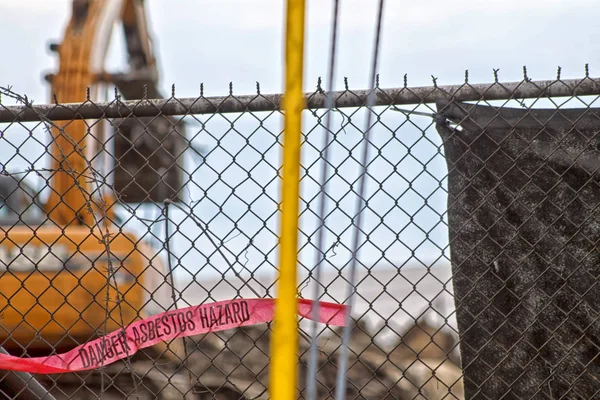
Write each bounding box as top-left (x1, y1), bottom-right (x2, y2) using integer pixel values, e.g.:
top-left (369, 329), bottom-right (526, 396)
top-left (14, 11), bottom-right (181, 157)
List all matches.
top-left (45, 0), bottom-right (159, 226)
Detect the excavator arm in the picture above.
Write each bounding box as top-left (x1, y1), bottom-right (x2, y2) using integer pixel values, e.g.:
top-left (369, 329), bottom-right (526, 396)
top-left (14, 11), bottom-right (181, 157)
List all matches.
top-left (44, 0), bottom-right (179, 225)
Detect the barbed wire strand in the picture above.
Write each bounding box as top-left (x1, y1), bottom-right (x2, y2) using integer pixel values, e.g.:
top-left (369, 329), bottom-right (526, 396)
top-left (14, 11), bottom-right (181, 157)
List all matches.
top-left (164, 200), bottom-right (262, 299)
top-left (334, 1), bottom-right (386, 399)
top-left (60, 103), bottom-right (143, 398)
top-left (305, 0), bottom-right (341, 399)
top-left (163, 200), bottom-right (194, 388)
top-left (1, 86), bottom-right (141, 398)
top-left (63, 123), bottom-right (143, 398)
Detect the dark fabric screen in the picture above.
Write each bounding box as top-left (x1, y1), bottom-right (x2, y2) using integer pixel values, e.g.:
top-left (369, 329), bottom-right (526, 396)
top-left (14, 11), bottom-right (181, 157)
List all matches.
top-left (435, 100), bottom-right (600, 399)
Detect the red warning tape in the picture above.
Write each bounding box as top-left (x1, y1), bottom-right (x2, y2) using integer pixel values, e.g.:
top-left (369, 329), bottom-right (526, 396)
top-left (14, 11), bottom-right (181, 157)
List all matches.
top-left (0, 298), bottom-right (347, 374)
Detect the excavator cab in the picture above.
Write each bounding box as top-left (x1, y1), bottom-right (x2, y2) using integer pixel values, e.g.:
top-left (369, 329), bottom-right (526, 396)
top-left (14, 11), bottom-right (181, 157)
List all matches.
top-left (0, 175), bottom-right (45, 227)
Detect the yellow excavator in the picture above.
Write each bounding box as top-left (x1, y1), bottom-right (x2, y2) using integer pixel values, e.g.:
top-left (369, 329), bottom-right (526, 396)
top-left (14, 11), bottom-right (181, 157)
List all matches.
top-left (0, 0), bottom-right (192, 397)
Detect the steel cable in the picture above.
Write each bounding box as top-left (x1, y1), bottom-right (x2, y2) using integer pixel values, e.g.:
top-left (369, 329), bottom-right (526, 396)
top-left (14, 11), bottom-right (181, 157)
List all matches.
top-left (305, 1), bottom-right (341, 399)
top-left (334, 2), bottom-right (386, 399)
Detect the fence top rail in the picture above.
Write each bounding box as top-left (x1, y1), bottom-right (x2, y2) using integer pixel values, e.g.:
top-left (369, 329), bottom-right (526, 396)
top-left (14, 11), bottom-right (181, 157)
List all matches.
top-left (1, 77), bottom-right (599, 123)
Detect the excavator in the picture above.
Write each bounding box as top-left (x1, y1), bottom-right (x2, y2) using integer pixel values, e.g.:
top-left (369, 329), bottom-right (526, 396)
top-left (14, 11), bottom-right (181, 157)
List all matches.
top-left (0, 0), bottom-right (196, 397)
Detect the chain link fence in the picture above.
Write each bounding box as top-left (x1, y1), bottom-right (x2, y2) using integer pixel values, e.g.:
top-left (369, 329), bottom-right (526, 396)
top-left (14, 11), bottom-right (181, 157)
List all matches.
top-left (0, 71), bottom-right (599, 399)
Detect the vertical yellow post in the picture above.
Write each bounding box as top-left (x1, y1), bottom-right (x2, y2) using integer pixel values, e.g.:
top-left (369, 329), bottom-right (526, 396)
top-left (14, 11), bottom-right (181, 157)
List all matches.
top-left (270, 0), bottom-right (306, 399)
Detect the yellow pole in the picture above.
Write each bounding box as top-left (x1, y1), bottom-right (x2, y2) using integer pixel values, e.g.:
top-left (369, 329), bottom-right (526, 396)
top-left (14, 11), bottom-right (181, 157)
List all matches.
top-left (269, 0), bottom-right (306, 399)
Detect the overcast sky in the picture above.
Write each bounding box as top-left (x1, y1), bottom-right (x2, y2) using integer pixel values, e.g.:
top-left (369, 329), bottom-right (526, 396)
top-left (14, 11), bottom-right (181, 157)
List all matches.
top-left (1, 0), bottom-right (599, 286)
top-left (2, 0), bottom-right (600, 99)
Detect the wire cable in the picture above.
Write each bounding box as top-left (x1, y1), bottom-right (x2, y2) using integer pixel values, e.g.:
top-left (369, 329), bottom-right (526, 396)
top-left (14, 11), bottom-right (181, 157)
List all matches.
top-left (305, 1), bottom-right (341, 399)
top-left (334, 1), bottom-right (386, 398)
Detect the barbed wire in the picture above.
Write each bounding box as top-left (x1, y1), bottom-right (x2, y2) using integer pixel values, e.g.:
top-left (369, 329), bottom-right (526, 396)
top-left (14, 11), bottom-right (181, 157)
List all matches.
top-left (1, 66), bottom-right (599, 122)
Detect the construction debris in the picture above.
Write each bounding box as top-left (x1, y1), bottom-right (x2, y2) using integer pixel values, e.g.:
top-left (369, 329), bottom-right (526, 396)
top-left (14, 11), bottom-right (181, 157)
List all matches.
top-left (5, 309), bottom-right (464, 399)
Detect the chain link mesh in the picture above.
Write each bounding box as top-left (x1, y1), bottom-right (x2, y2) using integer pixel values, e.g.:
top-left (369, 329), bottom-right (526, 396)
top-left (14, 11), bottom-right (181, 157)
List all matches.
top-left (0, 73), bottom-right (599, 399)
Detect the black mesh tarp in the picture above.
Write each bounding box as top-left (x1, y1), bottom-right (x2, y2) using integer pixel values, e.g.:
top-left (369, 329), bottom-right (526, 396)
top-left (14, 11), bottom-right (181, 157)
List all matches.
top-left (435, 100), bottom-right (600, 399)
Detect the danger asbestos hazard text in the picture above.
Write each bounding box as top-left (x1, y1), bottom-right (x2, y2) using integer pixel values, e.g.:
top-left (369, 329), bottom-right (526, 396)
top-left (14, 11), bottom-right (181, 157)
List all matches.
top-left (78, 302), bottom-right (251, 368)
top-left (0, 298), bottom-right (347, 374)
